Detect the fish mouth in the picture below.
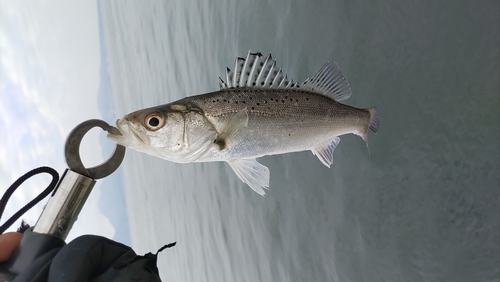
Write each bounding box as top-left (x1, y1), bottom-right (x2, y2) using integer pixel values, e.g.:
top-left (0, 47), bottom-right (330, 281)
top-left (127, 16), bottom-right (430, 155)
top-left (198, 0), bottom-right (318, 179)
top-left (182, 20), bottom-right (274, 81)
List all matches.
top-left (124, 120), bottom-right (150, 145)
top-left (107, 119), bottom-right (149, 146)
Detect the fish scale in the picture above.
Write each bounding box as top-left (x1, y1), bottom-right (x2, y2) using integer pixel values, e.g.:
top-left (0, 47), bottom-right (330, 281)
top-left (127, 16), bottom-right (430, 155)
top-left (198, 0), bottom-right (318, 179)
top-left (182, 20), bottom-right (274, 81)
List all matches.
top-left (107, 51), bottom-right (379, 196)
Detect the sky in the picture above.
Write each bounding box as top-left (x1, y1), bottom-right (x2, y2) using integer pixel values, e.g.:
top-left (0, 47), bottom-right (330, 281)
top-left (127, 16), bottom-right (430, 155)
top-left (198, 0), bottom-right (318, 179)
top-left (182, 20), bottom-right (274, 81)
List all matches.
top-left (0, 0), bottom-right (122, 242)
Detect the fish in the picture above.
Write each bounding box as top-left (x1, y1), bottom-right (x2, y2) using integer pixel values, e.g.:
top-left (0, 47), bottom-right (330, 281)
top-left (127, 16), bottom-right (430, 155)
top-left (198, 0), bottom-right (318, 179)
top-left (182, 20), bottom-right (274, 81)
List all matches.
top-left (107, 51), bottom-right (379, 196)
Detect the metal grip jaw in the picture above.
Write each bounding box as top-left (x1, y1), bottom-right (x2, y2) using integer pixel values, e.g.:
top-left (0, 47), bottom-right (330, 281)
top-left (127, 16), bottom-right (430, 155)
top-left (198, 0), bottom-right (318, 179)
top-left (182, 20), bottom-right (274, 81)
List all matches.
top-left (65, 119), bottom-right (125, 180)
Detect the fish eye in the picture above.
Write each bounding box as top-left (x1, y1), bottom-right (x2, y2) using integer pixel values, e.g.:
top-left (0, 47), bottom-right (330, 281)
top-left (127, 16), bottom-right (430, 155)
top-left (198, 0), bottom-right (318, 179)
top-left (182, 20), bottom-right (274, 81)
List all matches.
top-left (144, 112), bottom-right (165, 130)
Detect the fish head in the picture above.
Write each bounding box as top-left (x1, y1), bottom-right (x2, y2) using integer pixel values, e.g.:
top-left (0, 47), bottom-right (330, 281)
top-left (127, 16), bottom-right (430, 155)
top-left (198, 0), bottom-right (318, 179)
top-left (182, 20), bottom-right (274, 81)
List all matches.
top-left (107, 106), bottom-right (186, 160)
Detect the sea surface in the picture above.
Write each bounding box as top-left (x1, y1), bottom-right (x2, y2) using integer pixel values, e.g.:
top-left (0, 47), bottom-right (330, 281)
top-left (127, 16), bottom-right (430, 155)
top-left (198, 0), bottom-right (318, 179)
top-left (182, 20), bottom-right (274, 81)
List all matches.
top-left (99, 0), bottom-right (499, 281)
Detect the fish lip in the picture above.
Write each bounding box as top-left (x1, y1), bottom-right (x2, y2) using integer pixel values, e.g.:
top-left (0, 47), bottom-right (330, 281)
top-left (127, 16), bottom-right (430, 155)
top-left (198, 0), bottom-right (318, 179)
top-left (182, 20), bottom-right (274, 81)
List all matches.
top-left (112, 119), bottom-right (149, 145)
top-left (114, 119), bottom-right (127, 136)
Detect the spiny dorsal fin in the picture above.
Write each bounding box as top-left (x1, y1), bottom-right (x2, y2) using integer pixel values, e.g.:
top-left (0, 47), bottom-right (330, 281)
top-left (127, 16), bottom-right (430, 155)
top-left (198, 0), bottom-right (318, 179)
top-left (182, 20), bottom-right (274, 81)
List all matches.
top-left (232, 57), bottom-right (245, 88)
top-left (219, 52), bottom-right (349, 101)
top-left (219, 51), bottom-right (297, 90)
top-left (239, 51), bottom-right (261, 87)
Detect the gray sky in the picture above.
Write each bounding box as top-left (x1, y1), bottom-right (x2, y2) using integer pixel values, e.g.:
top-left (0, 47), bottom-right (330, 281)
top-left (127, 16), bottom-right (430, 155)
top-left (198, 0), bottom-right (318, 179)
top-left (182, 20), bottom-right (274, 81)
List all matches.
top-left (0, 0), bottom-right (116, 241)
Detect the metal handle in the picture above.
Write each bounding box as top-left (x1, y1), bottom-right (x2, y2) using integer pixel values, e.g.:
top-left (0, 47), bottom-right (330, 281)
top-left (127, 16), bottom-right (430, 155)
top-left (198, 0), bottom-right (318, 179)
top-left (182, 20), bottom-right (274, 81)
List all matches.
top-left (32, 170), bottom-right (95, 239)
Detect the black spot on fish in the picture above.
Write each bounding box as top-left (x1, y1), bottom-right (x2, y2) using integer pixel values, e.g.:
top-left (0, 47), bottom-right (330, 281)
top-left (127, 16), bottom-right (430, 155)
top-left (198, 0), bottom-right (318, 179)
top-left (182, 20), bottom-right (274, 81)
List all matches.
top-left (249, 97), bottom-right (253, 100)
top-left (306, 98), bottom-right (309, 101)
top-left (264, 100), bottom-right (267, 104)
top-left (270, 98), bottom-right (273, 101)
top-left (290, 99), bottom-right (293, 101)
top-left (242, 101), bottom-right (246, 104)
top-left (214, 138), bottom-right (226, 150)
top-left (235, 101), bottom-right (238, 104)
top-left (251, 107), bottom-right (255, 110)
top-left (253, 82), bottom-right (256, 86)
top-left (295, 99), bottom-right (299, 102)
top-left (223, 99), bottom-right (227, 102)
top-left (281, 100), bottom-right (285, 103)
top-left (256, 103), bottom-right (260, 106)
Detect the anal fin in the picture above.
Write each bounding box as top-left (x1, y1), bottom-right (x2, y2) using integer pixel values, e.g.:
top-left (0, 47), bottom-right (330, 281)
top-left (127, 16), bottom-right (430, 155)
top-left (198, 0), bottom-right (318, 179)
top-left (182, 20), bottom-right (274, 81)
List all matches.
top-left (311, 137), bottom-right (341, 167)
top-left (227, 158), bottom-right (270, 196)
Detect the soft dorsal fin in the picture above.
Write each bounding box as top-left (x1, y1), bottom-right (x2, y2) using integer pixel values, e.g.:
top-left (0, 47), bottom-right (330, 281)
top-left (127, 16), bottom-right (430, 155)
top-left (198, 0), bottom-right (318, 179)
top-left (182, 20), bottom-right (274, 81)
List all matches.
top-left (219, 51), bottom-right (351, 101)
top-left (300, 62), bottom-right (352, 101)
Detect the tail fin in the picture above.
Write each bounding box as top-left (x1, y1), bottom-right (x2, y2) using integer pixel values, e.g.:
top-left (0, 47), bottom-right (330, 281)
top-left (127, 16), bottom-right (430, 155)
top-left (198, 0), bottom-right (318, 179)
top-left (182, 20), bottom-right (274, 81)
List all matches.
top-left (367, 107), bottom-right (379, 133)
top-left (361, 107), bottom-right (379, 155)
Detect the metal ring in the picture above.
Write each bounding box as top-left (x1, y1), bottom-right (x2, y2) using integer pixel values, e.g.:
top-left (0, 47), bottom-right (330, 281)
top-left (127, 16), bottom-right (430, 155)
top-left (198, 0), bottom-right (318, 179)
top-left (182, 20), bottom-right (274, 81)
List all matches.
top-left (64, 119), bottom-right (126, 179)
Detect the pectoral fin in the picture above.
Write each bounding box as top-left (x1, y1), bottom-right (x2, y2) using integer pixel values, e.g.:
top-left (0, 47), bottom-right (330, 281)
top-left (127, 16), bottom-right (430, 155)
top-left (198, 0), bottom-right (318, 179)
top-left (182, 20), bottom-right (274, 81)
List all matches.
top-left (215, 108), bottom-right (248, 150)
top-left (227, 158), bottom-right (270, 196)
top-left (311, 137), bottom-right (341, 167)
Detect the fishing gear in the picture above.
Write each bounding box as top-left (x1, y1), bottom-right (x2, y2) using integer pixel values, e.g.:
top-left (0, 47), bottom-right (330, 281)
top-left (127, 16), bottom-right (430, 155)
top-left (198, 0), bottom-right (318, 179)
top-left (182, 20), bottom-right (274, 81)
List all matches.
top-left (0, 119), bottom-right (173, 282)
top-left (0, 167), bottom-right (59, 235)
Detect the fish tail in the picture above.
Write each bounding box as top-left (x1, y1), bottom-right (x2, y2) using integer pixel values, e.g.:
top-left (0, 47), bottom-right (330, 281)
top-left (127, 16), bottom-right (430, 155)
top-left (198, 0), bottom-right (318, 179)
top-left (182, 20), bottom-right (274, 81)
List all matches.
top-left (360, 107), bottom-right (379, 155)
top-left (366, 107), bottom-right (379, 133)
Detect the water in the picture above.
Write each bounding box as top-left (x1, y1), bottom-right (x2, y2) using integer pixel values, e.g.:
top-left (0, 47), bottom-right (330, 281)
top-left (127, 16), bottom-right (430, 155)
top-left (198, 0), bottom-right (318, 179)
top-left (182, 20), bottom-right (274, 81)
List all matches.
top-left (99, 0), bottom-right (500, 281)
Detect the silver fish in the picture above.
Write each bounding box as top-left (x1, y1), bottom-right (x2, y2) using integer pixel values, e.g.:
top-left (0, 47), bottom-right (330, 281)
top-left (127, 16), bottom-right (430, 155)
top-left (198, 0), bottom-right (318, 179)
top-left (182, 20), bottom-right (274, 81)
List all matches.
top-left (108, 51), bottom-right (379, 195)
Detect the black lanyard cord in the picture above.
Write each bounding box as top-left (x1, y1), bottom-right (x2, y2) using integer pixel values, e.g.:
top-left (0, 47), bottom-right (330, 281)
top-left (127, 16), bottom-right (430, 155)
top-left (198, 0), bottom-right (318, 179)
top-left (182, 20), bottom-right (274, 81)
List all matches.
top-left (0, 166), bottom-right (59, 234)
